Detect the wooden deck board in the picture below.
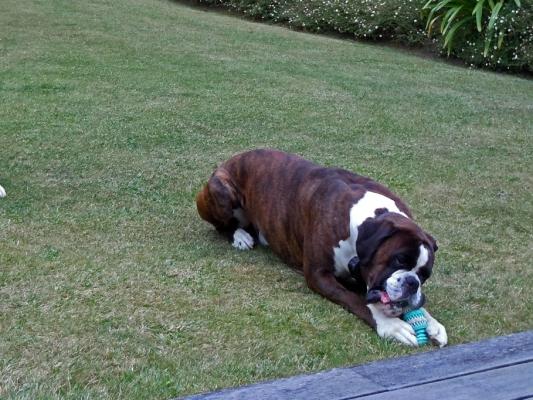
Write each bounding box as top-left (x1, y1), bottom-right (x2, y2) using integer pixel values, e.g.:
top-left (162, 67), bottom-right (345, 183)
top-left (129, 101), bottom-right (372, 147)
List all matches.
top-left (359, 363), bottom-right (533, 400)
top-left (180, 330), bottom-right (533, 400)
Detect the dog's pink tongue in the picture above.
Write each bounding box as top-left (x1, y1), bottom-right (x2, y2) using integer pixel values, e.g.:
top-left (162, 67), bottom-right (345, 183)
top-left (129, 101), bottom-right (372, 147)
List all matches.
top-left (380, 292), bottom-right (391, 304)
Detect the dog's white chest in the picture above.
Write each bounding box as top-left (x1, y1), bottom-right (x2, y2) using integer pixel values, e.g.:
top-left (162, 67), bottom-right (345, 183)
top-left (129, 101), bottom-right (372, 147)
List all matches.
top-left (333, 236), bottom-right (356, 279)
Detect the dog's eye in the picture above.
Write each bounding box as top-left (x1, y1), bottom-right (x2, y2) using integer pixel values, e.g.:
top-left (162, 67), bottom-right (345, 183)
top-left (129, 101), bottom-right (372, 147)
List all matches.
top-left (392, 254), bottom-right (409, 267)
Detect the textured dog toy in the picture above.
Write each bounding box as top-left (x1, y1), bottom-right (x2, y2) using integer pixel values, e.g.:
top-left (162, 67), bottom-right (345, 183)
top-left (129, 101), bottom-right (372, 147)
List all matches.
top-left (402, 309), bottom-right (428, 345)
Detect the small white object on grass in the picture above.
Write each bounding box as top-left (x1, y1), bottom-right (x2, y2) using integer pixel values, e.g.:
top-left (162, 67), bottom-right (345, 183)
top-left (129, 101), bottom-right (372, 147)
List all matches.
top-left (0, 185), bottom-right (6, 198)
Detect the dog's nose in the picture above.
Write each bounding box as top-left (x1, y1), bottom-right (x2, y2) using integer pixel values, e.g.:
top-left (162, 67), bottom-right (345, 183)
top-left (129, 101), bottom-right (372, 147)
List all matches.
top-left (404, 275), bottom-right (419, 291)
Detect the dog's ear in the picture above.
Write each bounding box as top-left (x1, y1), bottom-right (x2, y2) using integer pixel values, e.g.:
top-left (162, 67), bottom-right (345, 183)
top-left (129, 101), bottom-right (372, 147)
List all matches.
top-left (421, 231), bottom-right (438, 253)
top-left (427, 233), bottom-right (438, 252)
top-left (205, 169), bottom-right (239, 224)
top-left (356, 218), bottom-right (397, 266)
top-left (196, 185), bottom-right (213, 223)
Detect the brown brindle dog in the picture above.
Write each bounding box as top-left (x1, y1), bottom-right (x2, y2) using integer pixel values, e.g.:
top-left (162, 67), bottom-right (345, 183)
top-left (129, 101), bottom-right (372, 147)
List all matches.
top-left (197, 149), bottom-right (447, 346)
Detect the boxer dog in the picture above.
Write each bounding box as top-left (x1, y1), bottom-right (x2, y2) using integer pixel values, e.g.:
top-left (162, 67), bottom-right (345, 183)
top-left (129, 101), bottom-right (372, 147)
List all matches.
top-left (196, 149), bottom-right (447, 347)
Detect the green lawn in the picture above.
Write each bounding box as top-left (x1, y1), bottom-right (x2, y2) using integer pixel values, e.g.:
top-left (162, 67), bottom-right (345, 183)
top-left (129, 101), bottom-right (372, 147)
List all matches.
top-left (1, 0), bottom-right (532, 398)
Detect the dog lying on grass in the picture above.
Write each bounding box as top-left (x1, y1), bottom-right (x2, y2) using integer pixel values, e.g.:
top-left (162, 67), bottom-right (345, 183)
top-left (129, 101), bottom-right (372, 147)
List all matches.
top-left (197, 149), bottom-right (447, 346)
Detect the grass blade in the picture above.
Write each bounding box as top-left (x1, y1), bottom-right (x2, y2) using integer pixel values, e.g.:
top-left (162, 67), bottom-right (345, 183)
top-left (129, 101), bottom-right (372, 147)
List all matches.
top-left (434, 0), bottom-right (456, 13)
top-left (443, 5), bottom-right (465, 34)
top-left (473, 0), bottom-right (486, 32)
top-left (488, 1), bottom-right (503, 31)
top-left (444, 17), bottom-right (471, 54)
top-left (497, 31), bottom-right (505, 48)
top-left (441, 7), bottom-right (458, 33)
top-left (484, 36), bottom-right (492, 57)
top-left (423, 0), bottom-right (436, 10)
top-left (428, 15), bottom-right (441, 35)
top-left (426, 7), bottom-right (438, 30)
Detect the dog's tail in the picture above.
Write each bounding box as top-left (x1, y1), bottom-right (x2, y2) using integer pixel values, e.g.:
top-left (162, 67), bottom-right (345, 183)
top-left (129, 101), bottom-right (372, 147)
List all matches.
top-left (0, 184), bottom-right (6, 198)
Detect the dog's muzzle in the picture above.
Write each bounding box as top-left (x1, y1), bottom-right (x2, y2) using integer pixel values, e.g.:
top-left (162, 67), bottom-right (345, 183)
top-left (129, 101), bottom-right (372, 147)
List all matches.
top-left (385, 271), bottom-right (421, 301)
top-left (366, 270), bottom-right (426, 315)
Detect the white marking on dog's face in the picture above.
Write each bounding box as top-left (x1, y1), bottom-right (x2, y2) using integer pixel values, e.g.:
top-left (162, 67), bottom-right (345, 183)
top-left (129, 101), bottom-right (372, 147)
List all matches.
top-left (367, 304), bottom-right (418, 346)
top-left (0, 185), bottom-right (5, 198)
top-left (333, 191), bottom-right (409, 278)
top-left (385, 268), bottom-right (426, 315)
top-left (232, 228), bottom-right (254, 250)
top-left (413, 244), bottom-right (429, 274)
top-left (385, 270), bottom-right (421, 301)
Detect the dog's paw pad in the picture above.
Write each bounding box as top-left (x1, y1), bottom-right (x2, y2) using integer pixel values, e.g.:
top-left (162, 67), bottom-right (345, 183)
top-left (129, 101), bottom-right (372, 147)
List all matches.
top-left (232, 229), bottom-right (254, 250)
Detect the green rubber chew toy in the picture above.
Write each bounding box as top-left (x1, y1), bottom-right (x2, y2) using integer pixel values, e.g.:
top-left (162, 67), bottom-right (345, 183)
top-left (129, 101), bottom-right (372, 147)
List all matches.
top-left (402, 309), bottom-right (429, 345)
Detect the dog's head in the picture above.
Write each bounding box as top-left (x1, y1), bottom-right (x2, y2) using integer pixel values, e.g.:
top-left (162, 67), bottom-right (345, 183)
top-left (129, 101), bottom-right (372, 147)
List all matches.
top-left (355, 213), bottom-right (438, 317)
top-left (196, 168), bottom-right (240, 228)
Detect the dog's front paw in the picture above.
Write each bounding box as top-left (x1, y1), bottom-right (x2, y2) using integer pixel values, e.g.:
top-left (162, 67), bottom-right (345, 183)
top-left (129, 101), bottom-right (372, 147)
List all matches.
top-left (232, 228), bottom-right (254, 250)
top-left (368, 304), bottom-right (418, 346)
top-left (376, 317), bottom-right (419, 346)
top-left (426, 317), bottom-right (448, 347)
top-left (421, 308), bottom-right (447, 347)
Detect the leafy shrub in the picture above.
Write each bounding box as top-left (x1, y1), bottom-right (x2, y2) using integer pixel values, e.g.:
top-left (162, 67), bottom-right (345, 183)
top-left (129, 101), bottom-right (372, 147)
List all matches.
top-left (273, 0), bottom-right (428, 45)
top-left (451, 0), bottom-right (533, 70)
top-left (424, 0), bottom-right (506, 56)
top-left (199, 0), bottom-right (428, 44)
top-left (423, 0), bottom-right (532, 71)
top-left (196, 0), bottom-right (532, 72)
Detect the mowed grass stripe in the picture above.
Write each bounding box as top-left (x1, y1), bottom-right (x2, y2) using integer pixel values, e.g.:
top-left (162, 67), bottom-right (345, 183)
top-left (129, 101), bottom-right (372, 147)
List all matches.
top-left (0, 0), bottom-right (532, 398)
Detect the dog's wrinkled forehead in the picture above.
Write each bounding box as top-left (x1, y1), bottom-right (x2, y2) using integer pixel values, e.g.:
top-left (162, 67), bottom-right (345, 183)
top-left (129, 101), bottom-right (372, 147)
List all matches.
top-left (371, 240), bottom-right (435, 290)
top-left (355, 212), bottom-right (438, 291)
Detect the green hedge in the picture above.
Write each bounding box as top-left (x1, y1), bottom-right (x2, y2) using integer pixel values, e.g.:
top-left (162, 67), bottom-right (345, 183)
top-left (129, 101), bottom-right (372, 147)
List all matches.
top-left (197, 0), bottom-right (532, 73)
top-left (199, 0), bottom-right (428, 44)
top-left (448, 0), bottom-right (533, 71)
